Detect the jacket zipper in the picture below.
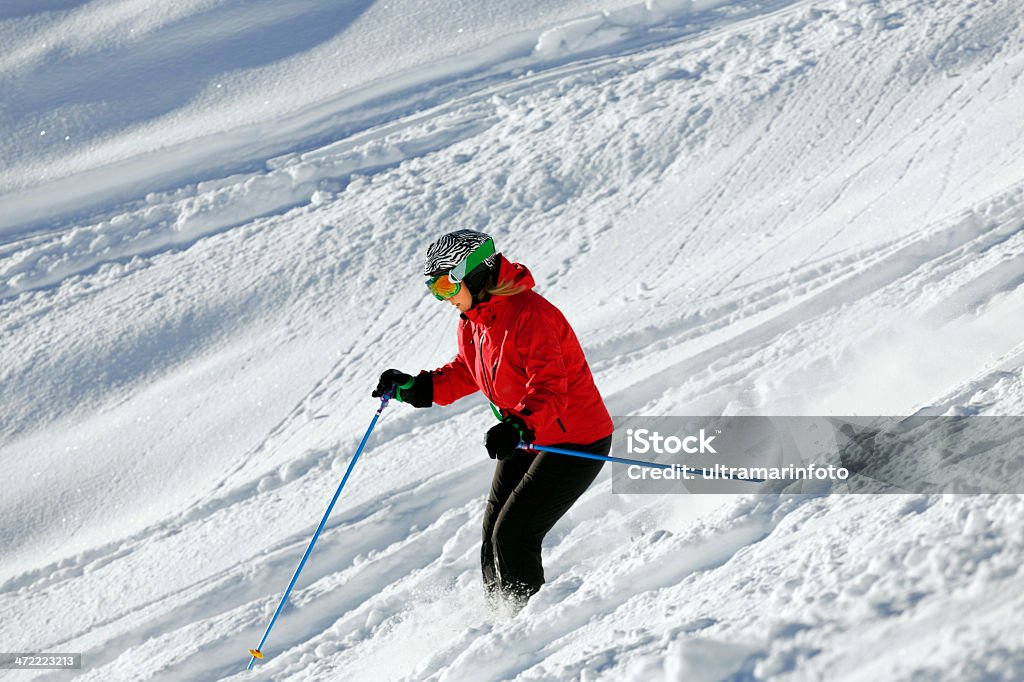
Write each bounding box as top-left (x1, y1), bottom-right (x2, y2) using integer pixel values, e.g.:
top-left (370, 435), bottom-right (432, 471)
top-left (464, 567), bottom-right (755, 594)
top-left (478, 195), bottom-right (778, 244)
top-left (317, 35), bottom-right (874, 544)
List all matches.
top-left (477, 329), bottom-right (497, 403)
top-left (478, 325), bottom-right (560, 434)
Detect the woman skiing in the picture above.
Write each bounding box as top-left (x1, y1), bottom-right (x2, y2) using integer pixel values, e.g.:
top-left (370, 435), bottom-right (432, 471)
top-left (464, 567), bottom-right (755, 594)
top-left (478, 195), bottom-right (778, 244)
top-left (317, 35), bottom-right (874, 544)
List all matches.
top-left (372, 230), bottom-right (613, 612)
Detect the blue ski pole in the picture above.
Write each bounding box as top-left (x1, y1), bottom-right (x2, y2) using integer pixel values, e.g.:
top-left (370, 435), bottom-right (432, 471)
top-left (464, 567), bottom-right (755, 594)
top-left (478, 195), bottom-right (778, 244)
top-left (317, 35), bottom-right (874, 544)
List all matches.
top-left (246, 392), bottom-right (393, 669)
top-left (520, 442), bottom-right (765, 483)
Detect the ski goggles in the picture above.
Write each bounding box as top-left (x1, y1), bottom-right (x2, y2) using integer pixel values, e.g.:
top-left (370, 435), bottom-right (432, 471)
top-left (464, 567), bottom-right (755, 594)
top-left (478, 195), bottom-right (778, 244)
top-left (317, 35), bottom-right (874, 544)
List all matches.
top-left (427, 273), bottom-right (462, 300)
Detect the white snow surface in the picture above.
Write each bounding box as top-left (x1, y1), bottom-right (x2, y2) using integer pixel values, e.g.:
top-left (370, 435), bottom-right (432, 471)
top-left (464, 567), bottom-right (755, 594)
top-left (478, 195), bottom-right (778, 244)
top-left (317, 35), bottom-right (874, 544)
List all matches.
top-left (2, 0), bottom-right (1024, 680)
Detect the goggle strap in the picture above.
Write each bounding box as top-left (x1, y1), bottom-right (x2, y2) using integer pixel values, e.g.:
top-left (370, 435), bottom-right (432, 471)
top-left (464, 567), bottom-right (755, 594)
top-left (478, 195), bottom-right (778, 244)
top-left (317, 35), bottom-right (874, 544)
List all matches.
top-left (450, 238), bottom-right (495, 282)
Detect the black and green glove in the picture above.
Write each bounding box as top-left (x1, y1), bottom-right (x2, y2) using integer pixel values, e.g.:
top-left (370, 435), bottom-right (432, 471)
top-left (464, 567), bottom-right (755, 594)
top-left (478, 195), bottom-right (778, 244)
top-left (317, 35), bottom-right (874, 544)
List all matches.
top-left (484, 413), bottom-right (535, 460)
top-left (371, 369), bottom-right (433, 408)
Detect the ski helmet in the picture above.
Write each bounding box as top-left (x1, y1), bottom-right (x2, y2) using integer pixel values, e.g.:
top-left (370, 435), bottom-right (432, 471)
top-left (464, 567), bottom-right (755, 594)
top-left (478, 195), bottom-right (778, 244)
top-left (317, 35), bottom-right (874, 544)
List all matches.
top-left (423, 230), bottom-right (497, 276)
top-left (423, 230), bottom-right (499, 298)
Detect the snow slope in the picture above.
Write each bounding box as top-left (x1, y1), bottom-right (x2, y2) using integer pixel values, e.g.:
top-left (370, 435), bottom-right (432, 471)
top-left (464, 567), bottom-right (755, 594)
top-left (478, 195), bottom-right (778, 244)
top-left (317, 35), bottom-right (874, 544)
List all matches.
top-left (2, 0), bottom-right (1024, 680)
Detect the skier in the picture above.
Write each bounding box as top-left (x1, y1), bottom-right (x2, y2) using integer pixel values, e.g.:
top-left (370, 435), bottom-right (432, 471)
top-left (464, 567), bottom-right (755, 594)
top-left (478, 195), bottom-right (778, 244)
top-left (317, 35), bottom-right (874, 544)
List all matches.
top-left (372, 230), bottom-right (614, 612)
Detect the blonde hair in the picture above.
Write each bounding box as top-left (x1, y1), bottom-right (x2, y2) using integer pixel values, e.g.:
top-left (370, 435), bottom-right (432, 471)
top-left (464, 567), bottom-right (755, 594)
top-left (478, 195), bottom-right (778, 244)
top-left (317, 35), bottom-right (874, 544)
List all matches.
top-left (485, 280), bottom-right (527, 298)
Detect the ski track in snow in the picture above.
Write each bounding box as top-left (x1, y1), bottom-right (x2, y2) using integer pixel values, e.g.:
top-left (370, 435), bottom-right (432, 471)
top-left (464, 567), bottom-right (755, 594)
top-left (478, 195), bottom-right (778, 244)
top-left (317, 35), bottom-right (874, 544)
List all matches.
top-left (3, 0), bottom-right (1024, 680)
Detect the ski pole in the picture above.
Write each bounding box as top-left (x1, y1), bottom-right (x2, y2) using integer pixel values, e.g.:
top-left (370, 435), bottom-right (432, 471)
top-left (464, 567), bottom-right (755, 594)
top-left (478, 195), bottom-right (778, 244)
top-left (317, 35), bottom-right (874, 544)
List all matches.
top-left (246, 392), bottom-right (393, 670)
top-left (520, 442), bottom-right (765, 483)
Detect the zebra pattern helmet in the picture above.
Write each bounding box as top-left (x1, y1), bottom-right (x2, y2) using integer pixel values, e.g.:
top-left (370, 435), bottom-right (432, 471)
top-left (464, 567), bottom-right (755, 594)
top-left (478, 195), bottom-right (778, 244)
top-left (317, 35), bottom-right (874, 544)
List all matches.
top-left (423, 230), bottom-right (497, 278)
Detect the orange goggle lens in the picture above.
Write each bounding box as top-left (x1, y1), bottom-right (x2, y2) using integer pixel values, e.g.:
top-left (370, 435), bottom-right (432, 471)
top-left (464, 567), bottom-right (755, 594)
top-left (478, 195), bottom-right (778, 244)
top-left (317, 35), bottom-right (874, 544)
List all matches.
top-left (427, 274), bottom-right (461, 300)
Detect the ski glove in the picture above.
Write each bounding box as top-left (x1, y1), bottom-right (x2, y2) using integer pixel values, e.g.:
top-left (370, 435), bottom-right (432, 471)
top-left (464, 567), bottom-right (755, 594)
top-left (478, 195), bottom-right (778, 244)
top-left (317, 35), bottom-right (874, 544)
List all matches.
top-left (372, 369), bottom-right (433, 408)
top-left (484, 414), bottom-right (535, 461)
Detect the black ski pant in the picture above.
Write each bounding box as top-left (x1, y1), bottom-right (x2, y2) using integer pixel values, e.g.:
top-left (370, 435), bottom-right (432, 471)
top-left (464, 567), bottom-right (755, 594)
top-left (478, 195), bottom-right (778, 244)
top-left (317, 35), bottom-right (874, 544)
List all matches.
top-left (481, 434), bottom-right (611, 607)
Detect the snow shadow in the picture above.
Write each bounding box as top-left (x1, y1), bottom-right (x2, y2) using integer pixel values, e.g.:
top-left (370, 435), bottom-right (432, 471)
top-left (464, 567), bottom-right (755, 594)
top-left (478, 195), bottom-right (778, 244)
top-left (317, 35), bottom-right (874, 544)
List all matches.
top-left (0, 0), bottom-right (90, 21)
top-left (4, 0), bottom-right (374, 134)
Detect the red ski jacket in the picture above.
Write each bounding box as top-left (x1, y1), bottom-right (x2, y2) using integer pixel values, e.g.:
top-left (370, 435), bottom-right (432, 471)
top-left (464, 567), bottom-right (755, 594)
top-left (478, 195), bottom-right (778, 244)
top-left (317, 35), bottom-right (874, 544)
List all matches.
top-left (429, 257), bottom-right (614, 446)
